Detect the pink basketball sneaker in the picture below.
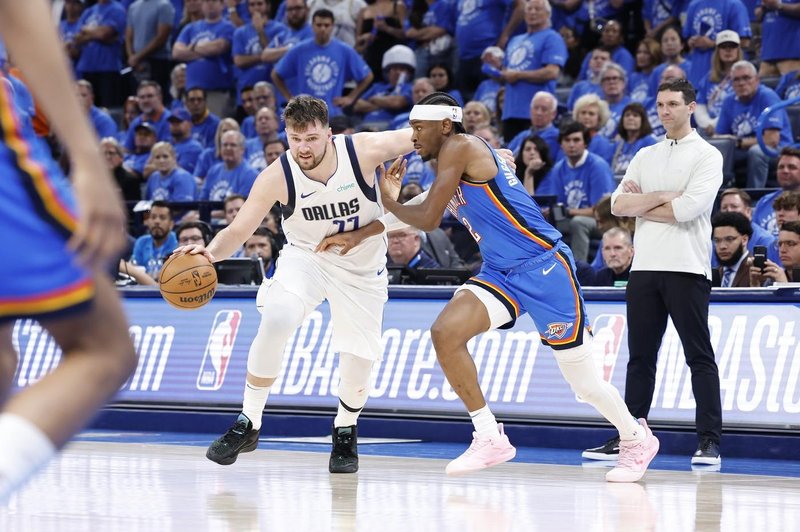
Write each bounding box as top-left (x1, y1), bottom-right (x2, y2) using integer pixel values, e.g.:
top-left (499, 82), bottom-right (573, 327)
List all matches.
top-left (445, 423), bottom-right (517, 475)
top-left (606, 419), bottom-right (659, 483)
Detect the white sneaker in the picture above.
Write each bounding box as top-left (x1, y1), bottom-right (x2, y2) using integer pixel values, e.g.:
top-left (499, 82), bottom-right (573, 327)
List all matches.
top-left (606, 419), bottom-right (659, 483)
top-left (445, 423), bottom-right (516, 475)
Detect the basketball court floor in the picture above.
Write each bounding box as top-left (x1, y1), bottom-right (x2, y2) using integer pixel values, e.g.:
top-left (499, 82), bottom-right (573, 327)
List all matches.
top-left (0, 430), bottom-right (798, 531)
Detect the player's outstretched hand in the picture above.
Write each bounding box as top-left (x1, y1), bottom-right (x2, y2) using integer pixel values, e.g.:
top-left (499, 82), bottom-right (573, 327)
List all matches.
top-left (67, 160), bottom-right (127, 269)
top-left (172, 244), bottom-right (216, 263)
top-left (315, 231), bottom-right (365, 256)
top-left (380, 156), bottom-right (407, 203)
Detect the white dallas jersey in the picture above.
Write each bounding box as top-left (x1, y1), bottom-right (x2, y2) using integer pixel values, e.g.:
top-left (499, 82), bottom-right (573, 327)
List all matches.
top-left (278, 135), bottom-right (387, 273)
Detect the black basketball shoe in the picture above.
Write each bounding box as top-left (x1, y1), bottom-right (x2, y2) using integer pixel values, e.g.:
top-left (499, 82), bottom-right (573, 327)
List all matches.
top-left (329, 424), bottom-right (359, 473)
top-left (206, 414), bottom-right (260, 465)
top-left (582, 436), bottom-right (621, 460)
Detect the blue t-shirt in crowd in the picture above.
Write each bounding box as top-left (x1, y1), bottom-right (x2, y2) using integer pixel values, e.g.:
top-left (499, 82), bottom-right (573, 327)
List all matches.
top-left (682, 0), bottom-right (750, 85)
top-left (776, 71), bottom-right (800, 101)
top-left (758, 0), bottom-right (800, 62)
top-left (567, 80), bottom-right (602, 111)
top-left (474, 78), bottom-right (502, 114)
top-left (274, 37), bottom-right (372, 117)
top-left (697, 74), bottom-right (733, 120)
top-left (612, 135), bottom-right (658, 175)
top-left (577, 45), bottom-right (635, 82)
top-left (90, 106), bottom-right (118, 140)
top-left (753, 189), bottom-right (782, 236)
top-left (455, 0), bottom-right (513, 60)
top-left (194, 147), bottom-right (220, 179)
top-left (588, 134), bottom-right (617, 166)
top-left (145, 167), bottom-right (197, 201)
top-left (75, 1), bottom-right (127, 74)
top-left (191, 112), bottom-right (221, 148)
top-left (502, 28), bottom-right (567, 120)
top-left (173, 137), bottom-right (204, 173)
top-left (359, 81), bottom-right (413, 124)
top-left (536, 152), bottom-right (616, 208)
top-left (232, 20), bottom-right (289, 94)
top-left (715, 85), bottom-right (793, 147)
top-left (176, 19), bottom-right (236, 90)
top-left (131, 232), bottom-right (178, 279)
top-left (628, 71), bottom-right (651, 103)
top-left (507, 124), bottom-right (562, 163)
top-left (201, 161), bottom-right (259, 200)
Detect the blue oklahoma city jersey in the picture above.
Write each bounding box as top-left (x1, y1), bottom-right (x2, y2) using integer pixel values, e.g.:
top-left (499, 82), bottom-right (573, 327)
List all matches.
top-left (450, 152), bottom-right (561, 270)
top-left (452, 142), bottom-right (586, 348)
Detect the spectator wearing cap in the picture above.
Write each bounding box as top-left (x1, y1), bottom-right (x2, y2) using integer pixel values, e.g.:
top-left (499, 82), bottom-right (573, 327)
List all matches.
top-left (682, 0), bottom-right (751, 86)
top-left (406, 0), bottom-right (456, 79)
top-left (124, 121), bottom-right (159, 180)
top-left (76, 79), bottom-right (117, 140)
top-left (184, 87), bottom-right (221, 148)
top-left (473, 46), bottom-right (504, 114)
top-left (167, 108), bottom-right (204, 173)
top-left (695, 31), bottom-right (743, 137)
top-left (714, 60), bottom-right (794, 188)
top-left (172, 0), bottom-right (236, 117)
top-left (499, 0), bottom-right (567, 142)
top-left (60, 0), bottom-right (85, 73)
top-left (231, 0), bottom-right (289, 103)
top-left (72, 0), bottom-right (127, 107)
top-left (272, 9), bottom-right (374, 117)
top-left (125, 0), bottom-right (175, 98)
top-left (145, 142), bottom-right (197, 201)
top-left (201, 130), bottom-right (259, 203)
top-left (757, 0), bottom-right (800, 77)
top-left (353, 44), bottom-right (415, 126)
top-left (124, 80), bottom-right (172, 151)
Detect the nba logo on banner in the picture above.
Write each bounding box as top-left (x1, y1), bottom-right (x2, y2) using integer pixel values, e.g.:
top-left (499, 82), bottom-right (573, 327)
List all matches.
top-left (591, 314), bottom-right (626, 382)
top-left (197, 310), bottom-right (242, 390)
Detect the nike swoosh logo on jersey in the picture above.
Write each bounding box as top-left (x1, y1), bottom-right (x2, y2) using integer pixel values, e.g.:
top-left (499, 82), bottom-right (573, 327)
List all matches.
top-left (542, 264), bottom-right (556, 275)
top-left (377, 268), bottom-right (385, 276)
top-left (300, 191), bottom-right (316, 199)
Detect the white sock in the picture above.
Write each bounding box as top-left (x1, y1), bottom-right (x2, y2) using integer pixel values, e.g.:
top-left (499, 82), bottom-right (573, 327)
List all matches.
top-left (469, 405), bottom-right (499, 436)
top-left (334, 354), bottom-right (373, 428)
top-left (242, 382), bottom-right (270, 431)
top-left (0, 413), bottom-right (57, 502)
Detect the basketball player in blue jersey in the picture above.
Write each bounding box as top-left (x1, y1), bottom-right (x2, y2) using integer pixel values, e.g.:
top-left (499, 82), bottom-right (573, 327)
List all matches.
top-left (319, 92), bottom-right (660, 482)
top-left (0, 0), bottom-right (137, 502)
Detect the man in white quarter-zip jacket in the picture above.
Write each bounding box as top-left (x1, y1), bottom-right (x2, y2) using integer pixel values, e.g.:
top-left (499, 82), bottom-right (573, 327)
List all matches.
top-left (582, 78), bottom-right (725, 467)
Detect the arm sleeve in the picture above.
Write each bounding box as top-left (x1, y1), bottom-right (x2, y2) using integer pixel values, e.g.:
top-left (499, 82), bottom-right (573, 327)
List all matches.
top-left (378, 190), bottom-right (430, 232)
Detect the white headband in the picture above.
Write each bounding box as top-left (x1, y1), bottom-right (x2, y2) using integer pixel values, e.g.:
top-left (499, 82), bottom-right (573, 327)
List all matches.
top-left (409, 104), bottom-right (463, 122)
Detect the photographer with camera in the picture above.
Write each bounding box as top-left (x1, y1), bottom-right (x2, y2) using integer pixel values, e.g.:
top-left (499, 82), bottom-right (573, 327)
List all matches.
top-left (750, 221), bottom-right (800, 285)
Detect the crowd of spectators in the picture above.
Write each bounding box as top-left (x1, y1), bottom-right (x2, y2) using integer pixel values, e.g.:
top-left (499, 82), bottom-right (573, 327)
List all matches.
top-left (3, 0), bottom-right (800, 286)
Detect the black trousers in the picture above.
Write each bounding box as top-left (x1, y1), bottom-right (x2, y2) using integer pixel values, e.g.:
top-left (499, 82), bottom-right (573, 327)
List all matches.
top-left (625, 271), bottom-right (722, 444)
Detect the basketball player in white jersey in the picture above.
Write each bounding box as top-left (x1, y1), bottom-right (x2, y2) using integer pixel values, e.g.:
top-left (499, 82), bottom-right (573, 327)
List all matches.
top-left (177, 95), bottom-right (411, 473)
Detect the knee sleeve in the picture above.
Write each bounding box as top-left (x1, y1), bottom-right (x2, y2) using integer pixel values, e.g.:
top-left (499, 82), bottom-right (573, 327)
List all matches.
top-left (553, 339), bottom-right (639, 439)
top-left (337, 353), bottom-right (374, 411)
top-left (247, 281), bottom-right (307, 378)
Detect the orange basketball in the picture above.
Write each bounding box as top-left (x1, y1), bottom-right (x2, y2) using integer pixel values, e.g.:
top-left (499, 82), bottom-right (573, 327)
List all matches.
top-left (159, 253), bottom-right (218, 310)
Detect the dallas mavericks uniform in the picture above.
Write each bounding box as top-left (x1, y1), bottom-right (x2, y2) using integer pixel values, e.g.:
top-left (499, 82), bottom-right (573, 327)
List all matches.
top-left (0, 73), bottom-right (94, 323)
top-left (261, 135), bottom-right (388, 360)
top-left (453, 139), bottom-right (588, 349)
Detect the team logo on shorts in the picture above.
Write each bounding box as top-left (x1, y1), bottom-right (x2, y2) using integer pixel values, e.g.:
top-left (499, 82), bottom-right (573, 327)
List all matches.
top-left (197, 310), bottom-right (242, 391)
top-left (546, 321), bottom-right (573, 340)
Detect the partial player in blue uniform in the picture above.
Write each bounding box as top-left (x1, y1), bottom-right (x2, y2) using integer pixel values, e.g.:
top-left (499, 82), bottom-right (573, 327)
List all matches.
top-left (0, 0), bottom-right (136, 502)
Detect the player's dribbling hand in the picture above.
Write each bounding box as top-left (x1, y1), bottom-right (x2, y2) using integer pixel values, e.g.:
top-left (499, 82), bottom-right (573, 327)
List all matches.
top-left (379, 156), bottom-right (407, 203)
top-left (68, 159), bottom-right (127, 269)
top-left (315, 232), bottom-right (361, 256)
top-left (172, 244), bottom-right (216, 263)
